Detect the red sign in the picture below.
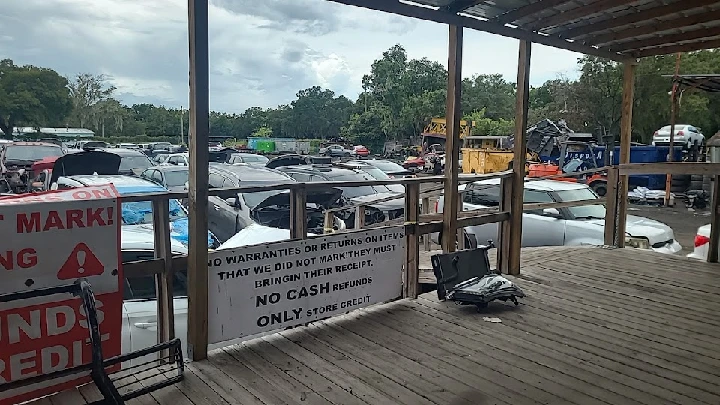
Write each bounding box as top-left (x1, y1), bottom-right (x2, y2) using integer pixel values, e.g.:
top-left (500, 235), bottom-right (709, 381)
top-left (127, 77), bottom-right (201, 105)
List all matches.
top-left (0, 185), bottom-right (122, 404)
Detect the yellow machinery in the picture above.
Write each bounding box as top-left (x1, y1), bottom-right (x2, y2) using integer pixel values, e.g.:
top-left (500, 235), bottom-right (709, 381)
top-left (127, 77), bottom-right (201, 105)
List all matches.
top-left (461, 136), bottom-right (538, 174)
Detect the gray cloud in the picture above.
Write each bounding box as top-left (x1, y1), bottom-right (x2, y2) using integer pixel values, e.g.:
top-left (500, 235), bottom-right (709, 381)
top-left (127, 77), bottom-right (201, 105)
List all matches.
top-left (211, 0), bottom-right (342, 35)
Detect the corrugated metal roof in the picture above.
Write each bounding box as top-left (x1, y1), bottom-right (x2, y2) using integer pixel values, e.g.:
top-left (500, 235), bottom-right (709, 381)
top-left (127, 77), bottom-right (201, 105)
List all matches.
top-left (13, 127), bottom-right (95, 138)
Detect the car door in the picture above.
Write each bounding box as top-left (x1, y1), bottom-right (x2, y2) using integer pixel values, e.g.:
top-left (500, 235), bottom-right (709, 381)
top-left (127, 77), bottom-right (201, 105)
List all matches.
top-left (522, 189), bottom-right (566, 247)
top-left (121, 250), bottom-right (188, 366)
top-left (208, 173), bottom-right (239, 242)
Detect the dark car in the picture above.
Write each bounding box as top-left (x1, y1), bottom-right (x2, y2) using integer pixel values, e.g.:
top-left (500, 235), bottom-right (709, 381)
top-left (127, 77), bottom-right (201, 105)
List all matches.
top-left (0, 142), bottom-right (65, 193)
top-left (95, 148), bottom-right (153, 175)
top-left (206, 164), bottom-right (345, 242)
top-left (274, 164), bottom-right (404, 227)
top-left (353, 159), bottom-right (415, 178)
top-left (140, 165), bottom-right (189, 192)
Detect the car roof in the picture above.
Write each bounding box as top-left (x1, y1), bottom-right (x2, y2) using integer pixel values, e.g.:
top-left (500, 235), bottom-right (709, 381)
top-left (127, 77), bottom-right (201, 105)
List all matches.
top-left (148, 165), bottom-right (188, 172)
top-left (476, 178), bottom-right (590, 191)
top-left (210, 163), bottom-right (293, 181)
top-left (95, 148), bottom-right (147, 156)
top-left (64, 175), bottom-right (168, 193)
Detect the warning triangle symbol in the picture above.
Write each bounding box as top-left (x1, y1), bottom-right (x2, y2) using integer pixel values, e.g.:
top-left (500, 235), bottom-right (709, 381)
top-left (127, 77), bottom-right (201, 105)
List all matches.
top-left (57, 243), bottom-right (105, 280)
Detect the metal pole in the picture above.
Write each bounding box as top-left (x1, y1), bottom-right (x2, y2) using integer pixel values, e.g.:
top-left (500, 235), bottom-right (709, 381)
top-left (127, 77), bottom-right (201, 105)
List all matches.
top-left (186, 0), bottom-right (210, 362)
top-left (664, 52), bottom-right (682, 206)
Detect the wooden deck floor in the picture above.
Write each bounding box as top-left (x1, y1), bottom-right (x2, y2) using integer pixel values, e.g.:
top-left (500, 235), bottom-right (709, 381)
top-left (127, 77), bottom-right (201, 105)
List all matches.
top-left (37, 246), bottom-right (720, 405)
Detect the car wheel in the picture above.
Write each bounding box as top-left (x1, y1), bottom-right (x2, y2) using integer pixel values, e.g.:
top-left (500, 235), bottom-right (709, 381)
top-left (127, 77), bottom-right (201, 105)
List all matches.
top-left (591, 181), bottom-right (607, 197)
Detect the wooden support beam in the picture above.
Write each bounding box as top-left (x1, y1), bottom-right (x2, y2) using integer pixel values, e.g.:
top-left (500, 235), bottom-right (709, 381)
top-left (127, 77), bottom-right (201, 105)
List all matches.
top-left (327, 0), bottom-right (628, 61)
top-left (152, 199), bottom-right (174, 361)
top-left (290, 185), bottom-right (308, 239)
top-left (592, 11), bottom-right (720, 47)
top-left (557, 0), bottom-right (717, 39)
top-left (444, 0), bottom-right (482, 14)
top-left (632, 38), bottom-right (720, 58)
top-left (355, 205), bottom-right (366, 229)
top-left (616, 62), bottom-right (635, 249)
top-left (527, 0), bottom-right (637, 31)
top-left (619, 162), bottom-right (720, 175)
top-left (324, 211), bottom-right (335, 234)
top-left (442, 24), bottom-right (463, 253)
top-left (603, 167), bottom-right (619, 246)
top-left (186, 0), bottom-right (210, 362)
top-left (404, 183), bottom-right (420, 298)
top-left (493, 0), bottom-right (573, 24)
top-left (497, 175), bottom-right (512, 273)
top-left (422, 197), bottom-right (431, 251)
top-left (508, 40), bottom-right (531, 275)
top-left (708, 175), bottom-right (720, 263)
top-left (611, 26), bottom-right (720, 52)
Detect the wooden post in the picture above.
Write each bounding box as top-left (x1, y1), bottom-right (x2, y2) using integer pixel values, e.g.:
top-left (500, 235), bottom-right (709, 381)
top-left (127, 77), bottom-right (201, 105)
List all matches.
top-left (603, 167), bottom-right (620, 246)
top-left (290, 185), bottom-right (307, 239)
top-left (456, 198), bottom-right (466, 249)
top-left (422, 197), bottom-right (430, 251)
top-left (354, 205), bottom-right (365, 229)
top-left (152, 199), bottom-right (174, 361)
top-left (404, 183), bottom-right (420, 298)
top-left (507, 40), bottom-right (531, 275)
top-left (324, 211), bottom-right (335, 234)
top-left (497, 175), bottom-right (512, 273)
top-left (617, 62), bottom-right (636, 248)
top-left (441, 24), bottom-right (463, 253)
top-left (186, 0), bottom-right (210, 362)
top-left (708, 174), bottom-right (720, 263)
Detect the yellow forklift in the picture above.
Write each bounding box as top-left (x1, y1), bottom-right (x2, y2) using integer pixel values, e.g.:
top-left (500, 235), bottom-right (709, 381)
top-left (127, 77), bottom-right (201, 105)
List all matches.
top-left (461, 135), bottom-right (538, 174)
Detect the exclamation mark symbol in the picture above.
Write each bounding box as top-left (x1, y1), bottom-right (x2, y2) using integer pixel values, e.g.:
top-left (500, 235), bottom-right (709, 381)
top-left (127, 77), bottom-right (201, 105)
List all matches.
top-left (76, 250), bottom-right (86, 274)
top-left (106, 206), bottom-right (114, 225)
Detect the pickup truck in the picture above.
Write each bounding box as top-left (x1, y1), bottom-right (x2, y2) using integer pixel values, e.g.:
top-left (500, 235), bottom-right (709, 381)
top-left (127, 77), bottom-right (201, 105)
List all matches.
top-left (434, 178), bottom-right (682, 254)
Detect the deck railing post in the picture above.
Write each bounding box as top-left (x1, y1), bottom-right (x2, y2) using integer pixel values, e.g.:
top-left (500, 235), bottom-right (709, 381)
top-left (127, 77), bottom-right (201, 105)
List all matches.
top-left (603, 167), bottom-right (620, 247)
top-left (152, 199), bottom-right (175, 361)
top-left (708, 174), bottom-right (720, 262)
top-left (497, 175), bottom-right (512, 273)
top-left (404, 182), bottom-right (420, 298)
top-left (324, 211), bottom-right (335, 234)
top-left (617, 62), bottom-right (636, 248)
top-left (421, 197), bottom-right (430, 251)
top-left (290, 185), bottom-right (308, 239)
top-left (355, 205), bottom-right (366, 229)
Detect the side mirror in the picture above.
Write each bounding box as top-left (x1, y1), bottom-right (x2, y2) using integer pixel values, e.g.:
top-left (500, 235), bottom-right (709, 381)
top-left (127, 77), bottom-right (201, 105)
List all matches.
top-left (542, 208), bottom-right (561, 217)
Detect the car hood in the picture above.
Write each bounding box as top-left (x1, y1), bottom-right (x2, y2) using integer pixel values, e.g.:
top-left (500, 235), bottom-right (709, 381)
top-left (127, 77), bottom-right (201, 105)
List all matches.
top-left (50, 151), bottom-right (121, 184)
top-left (128, 218), bottom-right (216, 249)
top-left (584, 215), bottom-right (675, 245)
top-left (350, 192), bottom-right (404, 210)
top-left (218, 223), bottom-right (318, 250)
top-left (253, 187), bottom-right (343, 210)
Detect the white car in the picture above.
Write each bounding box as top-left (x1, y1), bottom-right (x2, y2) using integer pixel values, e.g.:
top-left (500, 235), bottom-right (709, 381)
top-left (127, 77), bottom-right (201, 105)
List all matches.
top-left (434, 179), bottom-right (682, 254)
top-left (651, 124), bottom-right (705, 149)
top-left (154, 153), bottom-right (189, 166)
top-left (688, 224), bottom-right (711, 260)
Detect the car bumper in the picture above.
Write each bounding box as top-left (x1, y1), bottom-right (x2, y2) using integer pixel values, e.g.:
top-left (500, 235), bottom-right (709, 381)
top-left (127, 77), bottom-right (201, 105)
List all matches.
top-left (649, 239), bottom-right (682, 255)
top-left (687, 243), bottom-right (708, 260)
top-left (652, 137), bottom-right (687, 145)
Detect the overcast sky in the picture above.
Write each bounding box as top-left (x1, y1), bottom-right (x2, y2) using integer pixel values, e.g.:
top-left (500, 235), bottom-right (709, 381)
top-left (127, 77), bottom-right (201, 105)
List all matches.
top-left (2, 0), bottom-right (583, 113)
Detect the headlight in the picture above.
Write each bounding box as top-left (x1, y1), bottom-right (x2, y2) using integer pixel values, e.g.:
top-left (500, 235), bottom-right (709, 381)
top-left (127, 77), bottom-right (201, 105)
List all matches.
top-left (625, 236), bottom-right (650, 249)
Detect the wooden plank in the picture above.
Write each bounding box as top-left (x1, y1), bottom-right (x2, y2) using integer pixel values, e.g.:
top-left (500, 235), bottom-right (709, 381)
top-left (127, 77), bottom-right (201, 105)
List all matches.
top-left (244, 338), bottom-right (367, 405)
top-left (633, 37), bottom-right (720, 58)
top-left (556, 0), bottom-right (718, 39)
top-left (48, 388), bottom-right (88, 405)
top-left (187, 361), bottom-right (266, 405)
top-left (603, 167), bottom-right (619, 246)
top-left (522, 198), bottom-right (605, 211)
top-left (323, 211), bottom-right (334, 234)
top-left (508, 40), bottom-right (531, 275)
top-left (421, 197), bottom-right (430, 250)
top-left (326, 0), bottom-right (628, 61)
top-left (492, 0), bottom-right (573, 23)
top-left (187, 0), bottom-right (210, 362)
top-left (354, 205), bottom-right (365, 229)
top-left (592, 11), bottom-right (720, 46)
top-left (455, 211), bottom-right (509, 228)
top-left (617, 62), bottom-right (635, 248)
top-left (442, 24), bottom-right (463, 253)
top-left (497, 176), bottom-right (512, 273)
top-left (153, 199), bottom-right (175, 360)
top-left (279, 328), bottom-right (437, 405)
top-left (709, 175), bottom-right (720, 262)
top-left (613, 25), bottom-right (720, 52)
top-left (527, 0), bottom-right (638, 31)
top-left (404, 183), bottom-right (420, 298)
top-left (290, 185), bottom-right (307, 239)
top-left (619, 162), bottom-right (720, 175)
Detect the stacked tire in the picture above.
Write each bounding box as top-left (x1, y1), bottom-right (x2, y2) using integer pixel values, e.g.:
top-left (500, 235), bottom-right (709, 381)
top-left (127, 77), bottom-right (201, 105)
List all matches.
top-left (670, 174), bottom-right (691, 193)
top-left (689, 174), bottom-right (704, 191)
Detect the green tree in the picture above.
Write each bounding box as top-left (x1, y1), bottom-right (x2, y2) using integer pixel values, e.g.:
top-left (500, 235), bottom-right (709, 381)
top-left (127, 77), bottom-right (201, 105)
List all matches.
top-left (68, 73), bottom-right (116, 128)
top-left (0, 59), bottom-right (72, 138)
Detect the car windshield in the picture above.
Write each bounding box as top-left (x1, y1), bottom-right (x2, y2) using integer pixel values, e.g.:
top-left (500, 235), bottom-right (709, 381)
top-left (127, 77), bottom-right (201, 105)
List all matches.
top-left (370, 161), bottom-right (405, 173)
top-left (122, 199), bottom-right (186, 225)
top-left (120, 156), bottom-right (152, 172)
top-left (5, 145), bottom-right (63, 161)
top-left (164, 170), bottom-right (189, 187)
top-left (360, 167), bottom-right (404, 193)
top-left (556, 187), bottom-right (605, 219)
top-left (327, 172), bottom-right (393, 198)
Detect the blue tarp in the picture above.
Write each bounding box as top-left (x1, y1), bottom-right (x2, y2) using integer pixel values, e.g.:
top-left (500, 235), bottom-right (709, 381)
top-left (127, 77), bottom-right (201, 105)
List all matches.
top-left (115, 185), bottom-right (215, 247)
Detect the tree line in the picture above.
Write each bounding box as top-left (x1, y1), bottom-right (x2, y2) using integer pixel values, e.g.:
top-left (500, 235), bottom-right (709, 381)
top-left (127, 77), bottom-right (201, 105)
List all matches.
top-left (2, 46), bottom-right (720, 152)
